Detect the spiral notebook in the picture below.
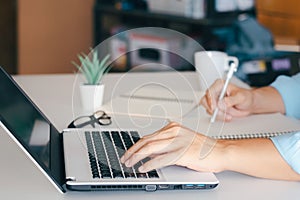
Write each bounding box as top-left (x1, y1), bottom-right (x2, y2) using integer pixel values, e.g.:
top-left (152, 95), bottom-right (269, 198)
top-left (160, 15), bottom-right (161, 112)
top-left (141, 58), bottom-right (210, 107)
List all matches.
top-left (101, 87), bottom-right (300, 139)
top-left (177, 109), bottom-right (300, 139)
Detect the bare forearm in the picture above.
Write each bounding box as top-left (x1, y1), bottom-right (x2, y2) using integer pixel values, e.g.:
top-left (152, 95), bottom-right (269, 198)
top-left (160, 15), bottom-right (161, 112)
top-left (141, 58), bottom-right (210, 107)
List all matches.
top-left (220, 138), bottom-right (300, 181)
top-left (251, 86), bottom-right (285, 115)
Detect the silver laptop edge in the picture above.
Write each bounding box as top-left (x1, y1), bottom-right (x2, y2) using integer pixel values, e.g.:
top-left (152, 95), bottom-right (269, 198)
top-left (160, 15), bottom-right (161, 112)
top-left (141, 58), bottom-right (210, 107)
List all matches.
top-left (0, 122), bottom-right (65, 194)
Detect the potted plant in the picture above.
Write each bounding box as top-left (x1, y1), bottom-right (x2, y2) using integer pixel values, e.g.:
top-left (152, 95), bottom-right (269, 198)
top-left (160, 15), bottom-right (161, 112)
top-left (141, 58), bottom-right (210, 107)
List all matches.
top-left (73, 49), bottom-right (111, 111)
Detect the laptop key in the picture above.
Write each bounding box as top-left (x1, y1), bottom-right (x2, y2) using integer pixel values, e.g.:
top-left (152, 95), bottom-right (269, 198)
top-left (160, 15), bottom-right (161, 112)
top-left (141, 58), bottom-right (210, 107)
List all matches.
top-left (136, 172), bottom-right (148, 178)
top-left (125, 172), bottom-right (136, 178)
top-left (147, 170), bottom-right (159, 178)
top-left (130, 131), bottom-right (140, 143)
top-left (122, 165), bottom-right (136, 178)
top-left (112, 169), bottom-right (124, 178)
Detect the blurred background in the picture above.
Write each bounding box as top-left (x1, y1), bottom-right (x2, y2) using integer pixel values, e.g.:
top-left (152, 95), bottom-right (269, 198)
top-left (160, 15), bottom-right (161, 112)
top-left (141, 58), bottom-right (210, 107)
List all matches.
top-left (0, 0), bottom-right (299, 86)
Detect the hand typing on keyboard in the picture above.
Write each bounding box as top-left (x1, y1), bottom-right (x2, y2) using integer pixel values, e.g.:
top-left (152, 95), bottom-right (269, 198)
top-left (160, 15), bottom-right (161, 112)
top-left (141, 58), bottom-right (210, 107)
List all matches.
top-left (120, 122), bottom-right (222, 173)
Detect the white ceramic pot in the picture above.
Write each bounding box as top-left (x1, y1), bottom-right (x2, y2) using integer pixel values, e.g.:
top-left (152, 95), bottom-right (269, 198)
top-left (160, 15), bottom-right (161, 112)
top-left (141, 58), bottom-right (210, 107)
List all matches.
top-left (79, 84), bottom-right (105, 112)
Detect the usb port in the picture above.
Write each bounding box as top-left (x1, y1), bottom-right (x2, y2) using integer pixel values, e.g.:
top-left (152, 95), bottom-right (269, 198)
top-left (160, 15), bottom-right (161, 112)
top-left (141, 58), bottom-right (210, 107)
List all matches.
top-left (184, 184), bottom-right (195, 189)
top-left (195, 184), bottom-right (205, 189)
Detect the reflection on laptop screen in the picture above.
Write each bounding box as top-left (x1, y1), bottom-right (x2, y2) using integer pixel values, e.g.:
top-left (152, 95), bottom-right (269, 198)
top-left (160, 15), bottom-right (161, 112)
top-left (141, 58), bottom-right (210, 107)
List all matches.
top-left (0, 70), bottom-right (50, 168)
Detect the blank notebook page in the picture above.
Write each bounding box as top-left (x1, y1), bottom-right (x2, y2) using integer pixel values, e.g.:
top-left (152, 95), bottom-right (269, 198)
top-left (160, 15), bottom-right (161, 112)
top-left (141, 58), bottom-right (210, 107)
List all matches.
top-left (101, 87), bottom-right (204, 119)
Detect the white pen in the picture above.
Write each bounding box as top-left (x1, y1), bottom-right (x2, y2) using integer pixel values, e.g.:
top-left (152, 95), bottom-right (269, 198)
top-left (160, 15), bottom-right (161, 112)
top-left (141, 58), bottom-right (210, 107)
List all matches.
top-left (210, 62), bottom-right (238, 123)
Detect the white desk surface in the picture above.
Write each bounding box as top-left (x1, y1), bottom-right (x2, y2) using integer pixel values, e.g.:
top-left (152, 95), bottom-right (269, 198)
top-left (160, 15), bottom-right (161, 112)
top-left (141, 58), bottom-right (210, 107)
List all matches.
top-left (0, 71), bottom-right (299, 199)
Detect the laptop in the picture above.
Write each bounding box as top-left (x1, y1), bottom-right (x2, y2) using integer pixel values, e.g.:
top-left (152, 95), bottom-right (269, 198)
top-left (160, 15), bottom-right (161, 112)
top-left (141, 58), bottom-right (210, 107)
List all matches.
top-left (0, 67), bottom-right (219, 193)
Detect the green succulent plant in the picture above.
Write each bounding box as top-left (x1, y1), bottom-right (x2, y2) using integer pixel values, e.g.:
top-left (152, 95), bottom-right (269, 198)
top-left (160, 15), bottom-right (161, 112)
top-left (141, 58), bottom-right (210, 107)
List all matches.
top-left (73, 49), bottom-right (111, 85)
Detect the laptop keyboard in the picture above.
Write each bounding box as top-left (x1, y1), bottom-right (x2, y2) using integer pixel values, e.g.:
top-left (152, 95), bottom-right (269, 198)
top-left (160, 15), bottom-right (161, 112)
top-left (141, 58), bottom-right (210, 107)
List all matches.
top-left (84, 130), bottom-right (159, 179)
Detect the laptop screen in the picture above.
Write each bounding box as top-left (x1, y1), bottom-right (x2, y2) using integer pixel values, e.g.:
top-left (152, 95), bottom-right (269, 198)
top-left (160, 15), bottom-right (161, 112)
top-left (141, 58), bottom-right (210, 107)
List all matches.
top-left (0, 67), bottom-right (65, 192)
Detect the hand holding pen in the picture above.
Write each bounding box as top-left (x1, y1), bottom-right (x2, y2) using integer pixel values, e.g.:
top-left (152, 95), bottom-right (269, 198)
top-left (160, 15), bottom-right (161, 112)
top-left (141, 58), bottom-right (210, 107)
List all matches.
top-left (200, 65), bottom-right (256, 122)
top-left (210, 62), bottom-right (238, 123)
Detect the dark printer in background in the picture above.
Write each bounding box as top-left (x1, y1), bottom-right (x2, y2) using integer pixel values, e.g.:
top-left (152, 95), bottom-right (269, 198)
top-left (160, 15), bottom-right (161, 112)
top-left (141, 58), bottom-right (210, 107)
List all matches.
top-left (217, 15), bottom-right (300, 87)
top-left (238, 52), bottom-right (300, 87)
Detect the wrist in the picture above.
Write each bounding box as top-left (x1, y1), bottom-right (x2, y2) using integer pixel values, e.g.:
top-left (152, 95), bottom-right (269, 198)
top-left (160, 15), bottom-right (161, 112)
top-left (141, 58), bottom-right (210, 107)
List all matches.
top-left (251, 87), bottom-right (285, 114)
top-left (251, 88), bottom-right (261, 114)
top-left (213, 140), bottom-right (235, 172)
top-left (197, 139), bottom-right (233, 173)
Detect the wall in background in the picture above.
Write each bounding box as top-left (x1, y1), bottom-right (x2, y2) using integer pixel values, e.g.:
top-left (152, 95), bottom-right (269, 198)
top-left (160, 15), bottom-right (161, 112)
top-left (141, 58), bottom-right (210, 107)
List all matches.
top-left (18, 0), bottom-right (94, 74)
top-left (0, 0), bottom-right (17, 74)
top-left (256, 0), bottom-right (300, 44)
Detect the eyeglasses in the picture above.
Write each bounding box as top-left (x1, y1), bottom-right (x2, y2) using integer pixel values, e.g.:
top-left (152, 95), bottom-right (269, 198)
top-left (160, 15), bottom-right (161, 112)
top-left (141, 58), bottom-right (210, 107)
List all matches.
top-left (68, 110), bottom-right (112, 128)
